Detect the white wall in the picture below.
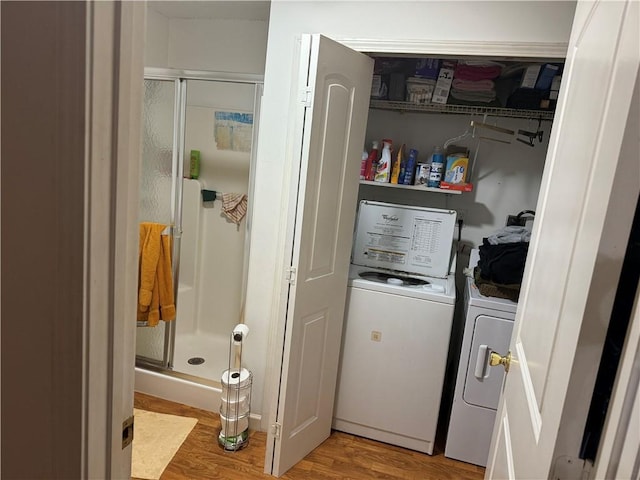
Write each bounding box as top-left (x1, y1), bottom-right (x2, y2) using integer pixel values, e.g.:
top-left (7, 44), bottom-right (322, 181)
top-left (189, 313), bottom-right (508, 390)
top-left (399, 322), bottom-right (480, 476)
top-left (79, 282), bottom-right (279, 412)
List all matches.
top-left (245, 0), bottom-right (576, 420)
top-left (144, 9), bottom-right (268, 73)
top-left (362, 111), bottom-right (548, 248)
top-left (168, 19), bottom-right (268, 73)
top-left (144, 7), bottom-right (169, 67)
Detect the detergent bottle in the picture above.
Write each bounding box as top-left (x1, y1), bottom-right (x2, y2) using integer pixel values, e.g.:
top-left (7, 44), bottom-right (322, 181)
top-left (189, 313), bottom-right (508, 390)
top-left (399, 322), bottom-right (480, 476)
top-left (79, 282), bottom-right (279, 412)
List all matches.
top-left (375, 139), bottom-right (392, 183)
top-left (364, 141), bottom-right (379, 181)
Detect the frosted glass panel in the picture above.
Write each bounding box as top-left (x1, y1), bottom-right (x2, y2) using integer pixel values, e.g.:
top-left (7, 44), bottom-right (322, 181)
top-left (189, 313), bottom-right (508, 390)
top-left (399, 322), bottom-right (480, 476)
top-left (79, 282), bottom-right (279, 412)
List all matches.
top-left (140, 80), bottom-right (174, 224)
top-left (136, 79), bottom-right (175, 363)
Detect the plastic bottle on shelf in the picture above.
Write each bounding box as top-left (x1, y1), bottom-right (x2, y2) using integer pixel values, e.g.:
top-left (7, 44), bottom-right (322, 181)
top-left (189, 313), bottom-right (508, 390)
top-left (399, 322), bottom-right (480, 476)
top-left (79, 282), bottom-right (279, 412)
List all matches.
top-left (427, 146), bottom-right (445, 188)
top-left (190, 150), bottom-right (201, 179)
top-left (402, 148), bottom-right (418, 185)
top-left (375, 139), bottom-right (392, 183)
top-left (364, 141), bottom-right (379, 181)
top-left (390, 144), bottom-right (405, 184)
top-left (360, 151), bottom-right (368, 180)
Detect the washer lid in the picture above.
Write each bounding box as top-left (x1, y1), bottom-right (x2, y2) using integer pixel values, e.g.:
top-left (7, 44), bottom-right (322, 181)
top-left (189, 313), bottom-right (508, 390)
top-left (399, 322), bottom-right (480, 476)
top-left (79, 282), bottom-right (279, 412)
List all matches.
top-left (358, 270), bottom-right (429, 286)
top-left (348, 265), bottom-right (455, 304)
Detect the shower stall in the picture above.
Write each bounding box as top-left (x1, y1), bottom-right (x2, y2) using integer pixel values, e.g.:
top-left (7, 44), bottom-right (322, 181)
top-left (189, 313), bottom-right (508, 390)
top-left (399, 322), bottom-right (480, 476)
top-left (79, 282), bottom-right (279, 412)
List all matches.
top-left (136, 68), bottom-right (262, 389)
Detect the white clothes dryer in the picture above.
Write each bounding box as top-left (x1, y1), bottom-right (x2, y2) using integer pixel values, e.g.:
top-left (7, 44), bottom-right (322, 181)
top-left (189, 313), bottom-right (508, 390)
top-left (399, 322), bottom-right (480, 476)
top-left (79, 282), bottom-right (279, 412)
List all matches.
top-left (333, 201), bottom-right (457, 455)
top-left (445, 249), bottom-right (518, 466)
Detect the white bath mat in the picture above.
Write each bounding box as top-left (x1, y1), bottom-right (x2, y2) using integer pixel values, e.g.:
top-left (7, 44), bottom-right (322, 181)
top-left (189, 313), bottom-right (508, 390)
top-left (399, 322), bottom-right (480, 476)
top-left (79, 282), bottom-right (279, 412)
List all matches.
top-left (131, 408), bottom-right (198, 480)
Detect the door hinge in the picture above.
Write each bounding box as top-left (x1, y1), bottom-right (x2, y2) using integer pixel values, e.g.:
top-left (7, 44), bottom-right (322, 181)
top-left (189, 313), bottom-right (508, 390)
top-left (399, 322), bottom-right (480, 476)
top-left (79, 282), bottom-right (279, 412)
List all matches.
top-left (299, 87), bottom-right (312, 107)
top-left (270, 423), bottom-right (282, 439)
top-left (285, 267), bottom-right (297, 285)
top-left (122, 415), bottom-right (134, 449)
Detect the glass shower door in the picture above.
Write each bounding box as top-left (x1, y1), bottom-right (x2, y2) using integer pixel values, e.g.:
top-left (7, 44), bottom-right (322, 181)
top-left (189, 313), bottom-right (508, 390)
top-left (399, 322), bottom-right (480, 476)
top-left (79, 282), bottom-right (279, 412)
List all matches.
top-left (136, 79), bottom-right (180, 365)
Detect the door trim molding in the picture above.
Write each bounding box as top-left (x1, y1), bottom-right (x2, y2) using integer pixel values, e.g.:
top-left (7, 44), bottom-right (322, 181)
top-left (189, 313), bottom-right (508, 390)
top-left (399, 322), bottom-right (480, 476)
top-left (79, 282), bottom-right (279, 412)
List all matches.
top-left (335, 38), bottom-right (569, 59)
top-left (144, 67), bottom-right (264, 84)
top-left (85, 1), bottom-right (145, 478)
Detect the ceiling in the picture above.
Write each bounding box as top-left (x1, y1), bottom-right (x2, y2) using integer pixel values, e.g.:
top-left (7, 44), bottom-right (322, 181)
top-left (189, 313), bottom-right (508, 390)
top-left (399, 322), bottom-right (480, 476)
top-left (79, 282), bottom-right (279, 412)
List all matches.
top-left (148, 1), bottom-right (271, 21)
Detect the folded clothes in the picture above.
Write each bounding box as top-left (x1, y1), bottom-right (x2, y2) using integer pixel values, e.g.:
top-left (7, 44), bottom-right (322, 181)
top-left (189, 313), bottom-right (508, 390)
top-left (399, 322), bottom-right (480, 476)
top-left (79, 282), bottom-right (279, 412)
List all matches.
top-left (452, 78), bottom-right (495, 92)
top-left (475, 268), bottom-right (521, 302)
top-left (450, 88), bottom-right (496, 103)
top-left (478, 240), bottom-right (529, 285)
top-left (454, 64), bottom-right (503, 81)
top-left (487, 226), bottom-right (531, 245)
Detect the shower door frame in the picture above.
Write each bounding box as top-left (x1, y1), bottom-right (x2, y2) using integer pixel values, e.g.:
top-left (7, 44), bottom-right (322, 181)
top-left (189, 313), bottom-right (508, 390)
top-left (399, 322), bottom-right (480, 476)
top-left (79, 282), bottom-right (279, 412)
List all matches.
top-left (136, 68), bottom-right (264, 375)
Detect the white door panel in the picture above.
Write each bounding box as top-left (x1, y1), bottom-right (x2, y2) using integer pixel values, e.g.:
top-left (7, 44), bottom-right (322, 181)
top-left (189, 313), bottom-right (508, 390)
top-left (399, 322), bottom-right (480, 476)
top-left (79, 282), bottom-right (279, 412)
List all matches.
top-left (269, 34), bottom-right (373, 477)
top-left (487, 0), bottom-right (640, 478)
top-left (517, 0), bottom-right (630, 406)
top-left (489, 409), bottom-right (516, 480)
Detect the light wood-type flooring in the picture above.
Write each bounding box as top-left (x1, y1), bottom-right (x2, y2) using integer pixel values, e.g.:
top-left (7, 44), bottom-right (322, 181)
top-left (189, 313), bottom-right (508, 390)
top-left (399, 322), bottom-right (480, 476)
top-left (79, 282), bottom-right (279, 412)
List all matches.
top-left (133, 392), bottom-right (485, 480)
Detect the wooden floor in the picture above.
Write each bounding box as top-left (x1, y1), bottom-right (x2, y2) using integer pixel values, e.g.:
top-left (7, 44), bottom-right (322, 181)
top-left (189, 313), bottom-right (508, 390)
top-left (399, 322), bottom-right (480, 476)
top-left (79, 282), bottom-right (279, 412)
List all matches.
top-left (133, 392), bottom-right (485, 480)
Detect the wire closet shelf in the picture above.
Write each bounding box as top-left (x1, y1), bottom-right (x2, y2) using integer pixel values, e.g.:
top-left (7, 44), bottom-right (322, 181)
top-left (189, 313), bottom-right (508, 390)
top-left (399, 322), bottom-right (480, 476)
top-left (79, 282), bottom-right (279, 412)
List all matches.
top-left (370, 99), bottom-right (555, 121)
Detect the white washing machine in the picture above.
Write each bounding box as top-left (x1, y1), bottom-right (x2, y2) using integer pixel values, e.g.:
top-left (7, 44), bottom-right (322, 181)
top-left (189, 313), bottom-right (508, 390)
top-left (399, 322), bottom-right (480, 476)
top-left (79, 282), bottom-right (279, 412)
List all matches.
top-left (445, 249), bottom-right (518, 466)
top-left (332, 201), bottom-right (457, 455)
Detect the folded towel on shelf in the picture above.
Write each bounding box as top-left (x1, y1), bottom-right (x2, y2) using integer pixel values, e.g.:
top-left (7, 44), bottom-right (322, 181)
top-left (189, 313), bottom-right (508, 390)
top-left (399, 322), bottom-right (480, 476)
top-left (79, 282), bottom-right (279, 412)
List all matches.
top-left (138, 222), bottom-right (176, 326)
top-left (454, 64), bottom-right (503, 81)
top-left (452, 78), bottom-right (495, 92)
top-left (449, 89), bottom-right (497, 103)
top-left (221, 193), bottom-right (248, 225)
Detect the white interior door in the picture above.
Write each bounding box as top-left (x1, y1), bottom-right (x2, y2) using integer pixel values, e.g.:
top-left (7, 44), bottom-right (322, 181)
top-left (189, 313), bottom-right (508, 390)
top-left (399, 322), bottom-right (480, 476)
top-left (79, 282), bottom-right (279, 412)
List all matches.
top-left (486, 1), bottom-right (640, 478)
top-left (267, 34), bottom-right (373, 476)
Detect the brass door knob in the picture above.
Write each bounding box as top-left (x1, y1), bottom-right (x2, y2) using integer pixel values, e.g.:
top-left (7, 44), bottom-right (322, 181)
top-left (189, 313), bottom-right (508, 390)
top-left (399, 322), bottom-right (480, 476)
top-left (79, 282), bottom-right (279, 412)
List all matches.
top-left (489, 350), bottom-right (512, 373)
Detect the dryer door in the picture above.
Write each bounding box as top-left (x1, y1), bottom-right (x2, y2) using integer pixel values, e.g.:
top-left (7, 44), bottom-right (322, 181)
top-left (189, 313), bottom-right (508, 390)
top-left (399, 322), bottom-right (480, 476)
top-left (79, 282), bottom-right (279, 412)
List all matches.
top-left (463, 315), bottom-right (514, 410)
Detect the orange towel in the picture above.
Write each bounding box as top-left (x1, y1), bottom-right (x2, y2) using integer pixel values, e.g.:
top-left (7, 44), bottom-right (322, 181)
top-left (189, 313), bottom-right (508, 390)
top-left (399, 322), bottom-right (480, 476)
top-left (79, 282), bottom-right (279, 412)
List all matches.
top-left (157, 234), bottom-right (176, 321)
top-left (138, 223), bottom-right (176, 326)
top-left (138, 223), bottom-right (164, 310)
